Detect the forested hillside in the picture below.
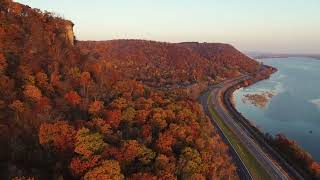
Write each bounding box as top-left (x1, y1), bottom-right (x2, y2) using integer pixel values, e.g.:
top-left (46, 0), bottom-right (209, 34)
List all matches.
top-left (78, 40), bottom-right (260, 87)
top-left (0, 0), bottom-right (262, 179)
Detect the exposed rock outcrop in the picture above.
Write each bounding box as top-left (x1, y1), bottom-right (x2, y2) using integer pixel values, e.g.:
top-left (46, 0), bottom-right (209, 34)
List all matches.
top-left (62, 20), bottom-right (75, 46)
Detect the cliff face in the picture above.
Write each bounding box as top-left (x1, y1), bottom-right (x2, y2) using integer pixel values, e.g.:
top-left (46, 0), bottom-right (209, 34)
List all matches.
top-left (62, 20), bottom-right (75, 46)
top-left (0, 0), bottom-right (78, 73)
top-left (0, 0), bottom-right (75, 48)
top-left (2, 1), bottom-right (75, 47)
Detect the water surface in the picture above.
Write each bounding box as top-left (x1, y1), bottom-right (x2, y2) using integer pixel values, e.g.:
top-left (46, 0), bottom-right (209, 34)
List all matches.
top-left (234, 57), bottom-right (320, 161)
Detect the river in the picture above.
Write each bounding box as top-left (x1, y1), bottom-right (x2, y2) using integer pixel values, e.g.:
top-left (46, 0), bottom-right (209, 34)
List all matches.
top-left (233, 57), bottom-right (320, 161)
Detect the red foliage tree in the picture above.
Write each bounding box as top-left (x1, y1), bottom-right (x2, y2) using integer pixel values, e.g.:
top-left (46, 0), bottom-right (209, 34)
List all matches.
top-left (310, 162), bottom-right (320, 178)
top-left (156, 132), bottom-right (176, 154)
top-left (134, 110), bottom-right (150, 124)
top-left (64, 91), bottom-right (81, 106)
top-left (103, 146), bottom-right (123, 160)
top-left (34, 96), bottom-right (52, 114)
top-left (134, 97), bottom-right (153, 110)
top-left (141, 124), bottom-right (152, 141)
top-left (121, 140), bottom-right (143, 162)
top-left (88, 100), bottom-right (104, 116)
top-left (0, 53), bottom-right (8, 74)
top-left (69, 155), bottom-right (100, 177)
top-left (104, 110), bottom-right (121, 129)
top-left (129, 172), bottom-right (157, 180)
top-left (155, 154), bottom-right (176, 178)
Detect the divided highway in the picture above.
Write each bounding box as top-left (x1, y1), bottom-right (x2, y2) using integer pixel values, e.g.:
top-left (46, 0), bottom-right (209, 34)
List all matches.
top-left (200, 76), bottom-right (292, 180)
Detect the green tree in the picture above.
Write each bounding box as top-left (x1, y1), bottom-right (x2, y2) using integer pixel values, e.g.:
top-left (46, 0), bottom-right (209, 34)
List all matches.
top-left (178, 147), bottom-right (204, 178)
top-left (138, 146), bottom-right (156, 165)
top-left (121, 107), bottom-right (136, 123)
top-left (74, 128), bottom-right (106, 158)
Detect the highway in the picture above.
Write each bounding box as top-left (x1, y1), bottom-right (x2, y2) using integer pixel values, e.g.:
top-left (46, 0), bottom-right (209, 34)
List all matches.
top-left (199, 76), bottom-right (291, 180)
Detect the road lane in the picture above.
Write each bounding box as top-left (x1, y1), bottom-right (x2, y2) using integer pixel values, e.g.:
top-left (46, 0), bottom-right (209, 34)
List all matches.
top-left (201, 76), bottom-right (291, 180)
top-left (200, 90), bottom-right (253, 180)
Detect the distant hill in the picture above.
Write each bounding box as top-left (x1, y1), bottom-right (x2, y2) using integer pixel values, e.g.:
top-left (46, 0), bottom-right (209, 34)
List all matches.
top-left (78, 40), bottom-right (260, 87)
top-left (179, 42), bottom-right (259, 72)
top-left (246, 52), bottom-right (320, 60)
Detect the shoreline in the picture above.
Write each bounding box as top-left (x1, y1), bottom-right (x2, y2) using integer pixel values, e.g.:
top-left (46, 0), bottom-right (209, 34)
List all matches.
top-left (222, 66), bottom-right (308, 179)
top-left (205, 71), bottom-right (292, 179)
top-left (253, 55), bottom-right (320, 60)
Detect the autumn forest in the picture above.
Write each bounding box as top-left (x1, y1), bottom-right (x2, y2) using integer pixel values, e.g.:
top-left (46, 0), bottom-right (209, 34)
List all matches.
top-left (2, 0), bottom-right (309, 180)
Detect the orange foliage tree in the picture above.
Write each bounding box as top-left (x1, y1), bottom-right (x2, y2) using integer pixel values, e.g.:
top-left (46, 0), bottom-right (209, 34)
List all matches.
top-left (88, 100), bottom-right (104, 116)
top-left (83, 160), bottom-right (123, 180)
top-left (39, 121), bottom-right (76, 155)
top-left (104, 110), bottom-right (121, 129)
top-left (23, 85), bottom-right (42, 102)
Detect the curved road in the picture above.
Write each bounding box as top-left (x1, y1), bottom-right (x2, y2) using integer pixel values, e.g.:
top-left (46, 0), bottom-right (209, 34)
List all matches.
top-left (200, 85), bottom-right (253, 180)
top-left (200, 76), bottom-right (290, 180)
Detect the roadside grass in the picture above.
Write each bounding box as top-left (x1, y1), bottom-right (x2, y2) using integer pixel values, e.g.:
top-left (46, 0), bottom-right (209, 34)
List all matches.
top-left (207, 94), bottom-right (270, 180)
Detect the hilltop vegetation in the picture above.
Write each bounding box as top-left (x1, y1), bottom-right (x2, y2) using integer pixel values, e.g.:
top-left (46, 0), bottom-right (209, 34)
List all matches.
top-left (0, 0), bottom-right (262, 179)
top-left (78, 40), bottom-right (259, 87)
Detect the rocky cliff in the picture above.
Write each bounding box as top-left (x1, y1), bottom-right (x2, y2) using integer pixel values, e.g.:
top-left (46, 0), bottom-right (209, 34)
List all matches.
top-left (0, 0), bottom-right (78, 75)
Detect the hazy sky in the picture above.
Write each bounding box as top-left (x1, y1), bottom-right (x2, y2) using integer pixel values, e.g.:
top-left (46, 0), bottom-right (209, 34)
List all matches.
top-left (15, 0), bottom-right (320, 54)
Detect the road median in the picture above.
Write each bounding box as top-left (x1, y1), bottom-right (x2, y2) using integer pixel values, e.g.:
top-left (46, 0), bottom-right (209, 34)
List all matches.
top-left (207, 94), bottom-right (270, 180)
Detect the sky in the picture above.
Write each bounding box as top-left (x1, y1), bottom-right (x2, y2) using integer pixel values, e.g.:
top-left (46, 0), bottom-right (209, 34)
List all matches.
top-left (15, 0), bottom-right (320, 54)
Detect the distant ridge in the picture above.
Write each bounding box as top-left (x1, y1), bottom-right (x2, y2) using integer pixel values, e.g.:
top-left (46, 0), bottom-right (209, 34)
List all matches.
top-left (78, 40), bottom-right (260, 87)
top-left (246, 52), bottom-right (320, 60)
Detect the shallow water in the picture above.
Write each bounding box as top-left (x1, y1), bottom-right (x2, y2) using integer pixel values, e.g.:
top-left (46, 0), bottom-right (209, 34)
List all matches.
top-left (234, 57), bottom-right (320, 161)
